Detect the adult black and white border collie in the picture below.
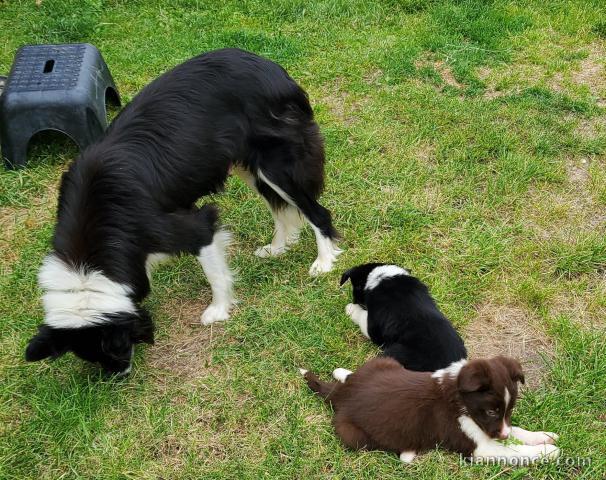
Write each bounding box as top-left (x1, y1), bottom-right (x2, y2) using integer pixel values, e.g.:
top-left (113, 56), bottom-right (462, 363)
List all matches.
top-left (340, 263), bottom-right (466, 371)
top-left (25, 48), bottom-right (341, 375)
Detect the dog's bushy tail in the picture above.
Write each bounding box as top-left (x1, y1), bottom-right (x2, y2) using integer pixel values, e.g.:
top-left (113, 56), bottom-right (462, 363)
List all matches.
top-left (301, 369), bottom-right (339, 404)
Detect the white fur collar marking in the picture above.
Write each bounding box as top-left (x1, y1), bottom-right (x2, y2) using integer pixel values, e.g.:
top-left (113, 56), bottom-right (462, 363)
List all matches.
top-left (432, 359), bottom-right (468, 384)
top-left (365, 265), bottom-right (409, 290)
top-left (39, 254), bottom-right (135, 329)
top-left (459, 415), bottom-right (491, 446)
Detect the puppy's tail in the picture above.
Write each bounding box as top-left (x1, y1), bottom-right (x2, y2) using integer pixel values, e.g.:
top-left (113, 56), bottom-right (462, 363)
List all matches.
top-left (299, 368), bottom-right (339, 403)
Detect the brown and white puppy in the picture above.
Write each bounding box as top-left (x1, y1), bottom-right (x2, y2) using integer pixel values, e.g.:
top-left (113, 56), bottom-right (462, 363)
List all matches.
top-left (302, 356), bottom-right (559, 464)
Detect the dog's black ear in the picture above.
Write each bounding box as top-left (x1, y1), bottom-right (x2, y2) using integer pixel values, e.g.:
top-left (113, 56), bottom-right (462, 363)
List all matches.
top-left (458, 362), bottom-right (490, 393)
top-left (25, 327), bottom-right (66, 361)
top-left (132, 309), bottom-right (154, 345)
top-left (340, 267), bottom-right (356, 286)
top-left (101, 326), bottom-right (131, 354)
top-left (499, 356), bottom-right (525, 385)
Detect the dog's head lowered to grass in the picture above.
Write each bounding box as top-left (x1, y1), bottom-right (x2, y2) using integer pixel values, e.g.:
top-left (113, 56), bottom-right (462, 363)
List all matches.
top-left (25, 254), bottom-right (154, 375)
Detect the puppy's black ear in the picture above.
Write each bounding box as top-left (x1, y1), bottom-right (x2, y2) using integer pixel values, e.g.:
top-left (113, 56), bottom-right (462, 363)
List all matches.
top-left (25, 327), bottom-right (66, 361)
top-left (340, 267), bottom-right (355, 286)
top-left (458, 362), bottom-right (490, 393)
top-left (499, 356), bottom-right (525, 385)
top-left (132, 309), bottom-right (154, 345)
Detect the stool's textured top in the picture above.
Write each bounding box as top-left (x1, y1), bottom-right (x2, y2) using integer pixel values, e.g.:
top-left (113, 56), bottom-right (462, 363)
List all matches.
top-left (8, 44), bottom-right (86, 93)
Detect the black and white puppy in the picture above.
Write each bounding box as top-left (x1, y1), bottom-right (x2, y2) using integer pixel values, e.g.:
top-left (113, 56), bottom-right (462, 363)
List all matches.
top-left (25, 48), bottom-right (340, 375)
top-left (340, 263), bottom-right (466, 371)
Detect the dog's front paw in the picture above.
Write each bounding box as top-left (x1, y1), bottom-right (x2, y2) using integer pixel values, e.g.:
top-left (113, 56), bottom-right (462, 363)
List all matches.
top-left (201, 304), bottom-right (231, 325)
top-left (541, 432), bottom-right (559, 444)
top-left (510, 443), bottom-right (560, 463)
top-left (525, 431), bottom-right (560, 446)
top-left (541, 443), bottom-right (560, 460)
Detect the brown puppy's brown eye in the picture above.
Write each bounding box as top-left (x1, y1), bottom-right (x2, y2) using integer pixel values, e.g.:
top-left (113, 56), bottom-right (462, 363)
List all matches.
top-left (486, 409), bottom-right (498, 417)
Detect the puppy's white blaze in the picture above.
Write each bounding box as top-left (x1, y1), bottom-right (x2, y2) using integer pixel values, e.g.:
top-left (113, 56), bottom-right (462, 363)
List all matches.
top-left (504, 387), bottom-right (511, 410)
top-left (39, 254), bottom-right (135, 329)
top-left (198, 230), bottom-right (234, 325)
top-left (431, 359), bottom-right (468, 384)
top-left (365, 265), bottom-right (409, 290)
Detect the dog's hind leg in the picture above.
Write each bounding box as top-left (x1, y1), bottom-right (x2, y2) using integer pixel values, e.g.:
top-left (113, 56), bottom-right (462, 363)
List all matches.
top-left (335, 420), bottom-right (374, 450)
top-left (256, 168), bottom-right (341, 276)
top-left (234, 166), bottom-right (304, 257)
top-left (254, 205), bottom-right (304, 258)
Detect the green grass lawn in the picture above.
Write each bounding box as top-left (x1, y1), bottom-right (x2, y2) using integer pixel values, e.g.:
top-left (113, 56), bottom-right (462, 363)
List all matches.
top-left (1, 0), bottom-right (606, 478)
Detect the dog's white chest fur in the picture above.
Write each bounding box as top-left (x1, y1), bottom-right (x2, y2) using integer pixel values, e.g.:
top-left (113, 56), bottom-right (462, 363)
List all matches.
top-left (39, 254), bottom-right (135, 328)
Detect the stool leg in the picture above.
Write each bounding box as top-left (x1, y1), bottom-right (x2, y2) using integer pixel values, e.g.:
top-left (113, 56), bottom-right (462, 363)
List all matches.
top-left (1, 132), bottom-right (31, 169)
top-left (63, 108), bottom-right (106, 152)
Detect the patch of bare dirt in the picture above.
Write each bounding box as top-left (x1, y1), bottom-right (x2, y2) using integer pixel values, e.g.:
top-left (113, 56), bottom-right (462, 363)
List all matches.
top-left (524, 154), bottom-right (606, 243)
top-left (435, 61), bottom-right (462, 89)
top-left (548, 281), bottom-right (606, 330)
top-left (464, 304), bottom-right (555, 388)
top-left (0, 206), bottom-right (24, 267)
top-left (415, 54), bottom-right (463, 89)
top-left (566, 157), bottom-right (591, 186)
top-left (363, 68), bottom-right (383, 85)
top-left (414, 142), bottom-right (436, 163)
top-left (479, 41), bottom-right (606, 102)
top-left (476, 66), bottom-right (491, 82)
top-left (572, 43), bottom-right (606, 103)
top-left (147, 299), bottom-right (226, 384)
top-left (478, 63), bottom-right (530, 100)
top-left (319, 78), bottom-right (368, 126)
top-left (575, 115), bottom-right (606, 142)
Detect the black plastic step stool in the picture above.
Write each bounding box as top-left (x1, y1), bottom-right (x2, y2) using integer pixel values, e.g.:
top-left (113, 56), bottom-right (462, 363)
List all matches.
top-left (0, 43), bottom-right (120, 169)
